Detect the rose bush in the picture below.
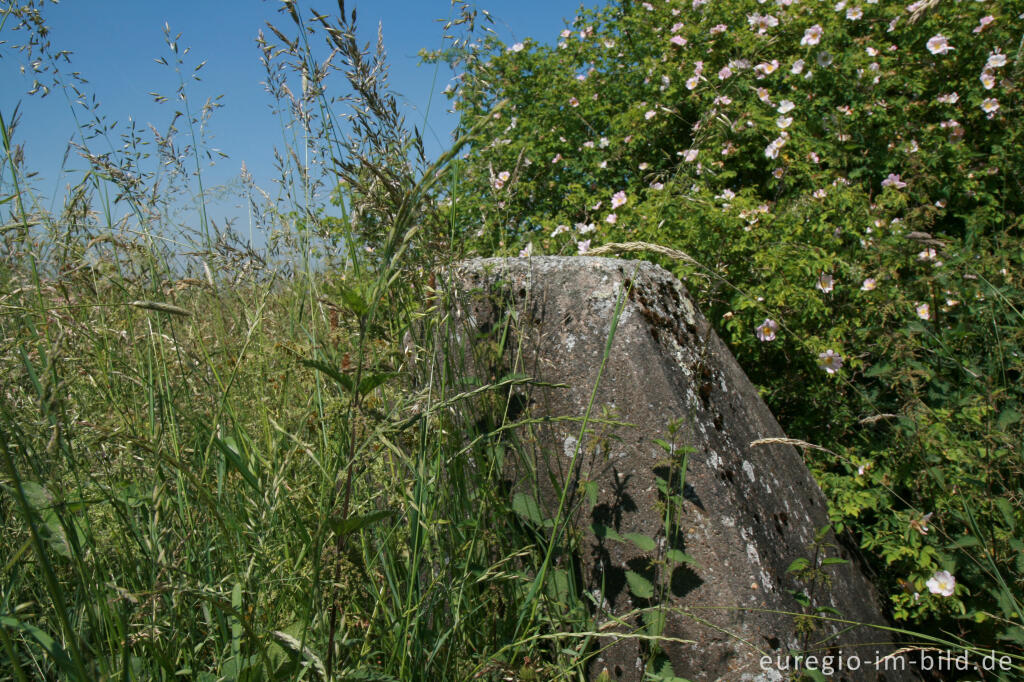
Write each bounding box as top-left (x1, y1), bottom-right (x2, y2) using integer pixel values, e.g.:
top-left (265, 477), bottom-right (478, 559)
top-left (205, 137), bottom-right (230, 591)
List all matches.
top-left (428, 0), bottom-right (1024, 654)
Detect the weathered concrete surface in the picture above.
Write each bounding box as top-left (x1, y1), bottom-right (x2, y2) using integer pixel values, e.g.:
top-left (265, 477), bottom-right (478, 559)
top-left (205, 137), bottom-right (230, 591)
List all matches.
top-left (445, 257), bottom-right (915, 682)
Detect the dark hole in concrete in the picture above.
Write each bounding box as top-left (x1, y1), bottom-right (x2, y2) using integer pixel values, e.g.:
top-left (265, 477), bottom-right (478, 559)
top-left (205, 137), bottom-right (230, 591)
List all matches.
top-left (773, 512), bottom-right (789, 537)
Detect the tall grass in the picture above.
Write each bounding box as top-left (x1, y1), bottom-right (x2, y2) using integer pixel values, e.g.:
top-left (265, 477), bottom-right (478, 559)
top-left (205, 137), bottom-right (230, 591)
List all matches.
top-left (0, 2), bottom-right (602, 679)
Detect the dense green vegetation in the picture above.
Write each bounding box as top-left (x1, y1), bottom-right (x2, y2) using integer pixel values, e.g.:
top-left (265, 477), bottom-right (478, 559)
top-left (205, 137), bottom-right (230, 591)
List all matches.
top-left (432, 0), bottom-right (1024, 665)
top-left (1, 2), bottom-right (599, 679)
top-left (1, 0), bottom-right (1022, 679)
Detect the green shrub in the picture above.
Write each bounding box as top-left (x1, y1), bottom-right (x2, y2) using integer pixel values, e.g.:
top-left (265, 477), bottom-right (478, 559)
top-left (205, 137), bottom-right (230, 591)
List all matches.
top-left (433, 0), bottom-right (1024, 656)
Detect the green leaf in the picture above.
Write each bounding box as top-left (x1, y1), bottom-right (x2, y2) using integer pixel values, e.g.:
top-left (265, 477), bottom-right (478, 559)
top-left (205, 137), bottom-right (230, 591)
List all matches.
top-left (357, 372), bottom-right (395, 396)
top-left (821, 557), bottom-right (849, 566)
top-left (269, 628), bottom-right (326, 680)
top-left (20, 480), bottom-right (52, 510)
top-left (644, 609), bottom-right (666, 638)
top-left (949, 535), bottom-right (980, 549)
top-left (548, 568), bottom-right (571, 604)
top-left (512, 493), bottom-right (544, 525)
top-left (997, 623), bottom-right (1024, 647)
top-left (666, 549), bottom-right (697, 566)
top-left (994, 498), bottom-right (1016, 532)
top-left (114, 483), bottom-right (147, 508)
top-left (864, 362), bottom-right (891, 378)
top-left (301, 358), bottom-right (354, 393)
top-left (647, 653), bottom-right (677, 680)
top-left (229, 582), bottom-right (243, 677)
top-left (790, 590), bottom-right (811, 607)
top-left (0, 615), bottom-right (77, 678)
top-left (625, 570), bottom-right (655, 599)
top-left (622, 532), bottom-right (656, 552)
top-left (19, 482), bottom-right (73, 559)
top-left (787, 557), bottom-right (811, 573)
top-left (211, 434), bottom-right (260, 492)
top-left (336, 283), bottom-right (370, 317)
top-left (591, 523), bottom-right (621, 541)
top-left (996, 408), bottom-right (1021, 432)
top-left (655, 477), bottom-right (671, 498)
top-left (328, 510), bottom-right (397, 538)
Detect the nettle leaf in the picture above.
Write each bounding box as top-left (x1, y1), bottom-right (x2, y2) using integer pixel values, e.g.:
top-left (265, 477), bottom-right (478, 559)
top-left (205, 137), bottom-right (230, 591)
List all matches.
top-left (622, 532), bottom-right (656, 552)
top-left (548, 568), bottom-right (572, 604)
top-left (592, 523), bottom-right (621, 541)
top-left (336, 282), bottom-right (370, 318)
top-left (652, 437), bottom-right (673, 454)
top-left (19, 481), bottom-right (76, 559)
top-left (512, 493), bottom-right (544, 526)
top-left (997, 622), bottom-right (1024, 647)
top-left (994, 498), bottom-right (1016, 533)
top-left (625, 570), bottom-right (655, 599)
top-left (790, 590), bottom-right (811, 608)
top-left (666, 549), bottom-right (697, 566)
top-left (950, 535), bottom-right (980, 550)
top-left (643, 609), bottom-right (666, 638)
top-left (864, 362), bottom-right (891, 378)
top-left (357, 372), bottom-right (395, 396)
top-left (997, 408), bottom-right (1022, 432)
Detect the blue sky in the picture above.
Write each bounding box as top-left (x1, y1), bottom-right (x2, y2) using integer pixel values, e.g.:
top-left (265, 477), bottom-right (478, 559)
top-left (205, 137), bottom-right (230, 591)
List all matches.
top-left (4, 0), bottom-right (584, 229)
